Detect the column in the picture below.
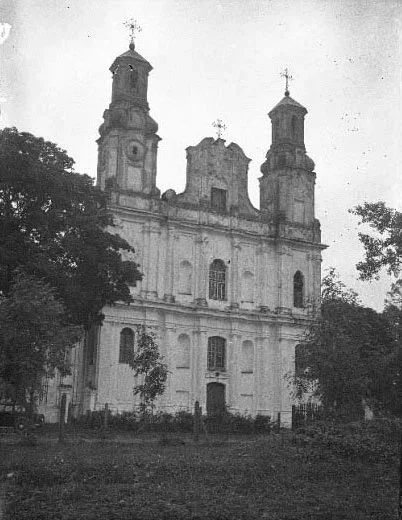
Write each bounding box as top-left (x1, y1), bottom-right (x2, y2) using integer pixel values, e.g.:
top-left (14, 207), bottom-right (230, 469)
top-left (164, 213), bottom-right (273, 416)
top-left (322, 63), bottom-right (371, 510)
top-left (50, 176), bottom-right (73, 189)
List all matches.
top-left (257, 245), bottom-right (270, 312)
top-left (146, 222), bottom-right (161, 299)
top-left (277, 244), bottom-right (292, 312)
top-left (229, 239), bottom-right (241, 309)
top-left (278, 335), bottom-right (294, 426)
top-left (194, 234), bottom-right (208, 306)
top-left (312, 252), bottom-right (322, 314)
top-left (228, 333), bottom-right (241, 411)
top-left (140, 223), bottom-right (151, 298)
top-left (163, 225), bottom-right (176, 303)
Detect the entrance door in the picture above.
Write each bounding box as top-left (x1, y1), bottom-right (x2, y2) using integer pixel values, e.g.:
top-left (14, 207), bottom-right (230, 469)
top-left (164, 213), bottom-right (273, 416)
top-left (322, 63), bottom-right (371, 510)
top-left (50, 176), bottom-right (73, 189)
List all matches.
top-left (206, 383), bottom-right (225, 415)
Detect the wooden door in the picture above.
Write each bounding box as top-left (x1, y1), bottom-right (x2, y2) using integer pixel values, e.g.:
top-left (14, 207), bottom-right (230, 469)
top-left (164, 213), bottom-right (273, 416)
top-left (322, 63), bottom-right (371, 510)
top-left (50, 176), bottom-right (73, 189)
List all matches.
top-left (206, 383), bottom-right (225, 415)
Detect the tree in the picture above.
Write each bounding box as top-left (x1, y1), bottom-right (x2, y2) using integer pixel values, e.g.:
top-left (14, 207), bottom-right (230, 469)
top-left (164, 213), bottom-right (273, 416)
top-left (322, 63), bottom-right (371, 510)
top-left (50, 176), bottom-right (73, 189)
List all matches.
top-left (0, 272), bottom-right (82, 412)
top-left (351, 201), bottom-right (402, 280)
top-left (290, 269), bottom-right (395, 416)
top-left (351, 202), bottom-right (402, 415)
top-left (0, 128), bottom-right (142, 329)
top-left (128, 326), bottom-right (168, 415)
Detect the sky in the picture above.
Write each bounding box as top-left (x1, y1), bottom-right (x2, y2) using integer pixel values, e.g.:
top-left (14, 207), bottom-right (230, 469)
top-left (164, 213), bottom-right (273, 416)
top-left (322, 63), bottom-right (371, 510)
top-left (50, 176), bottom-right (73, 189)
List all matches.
top-left (1, 0), bottom-right (401, 311)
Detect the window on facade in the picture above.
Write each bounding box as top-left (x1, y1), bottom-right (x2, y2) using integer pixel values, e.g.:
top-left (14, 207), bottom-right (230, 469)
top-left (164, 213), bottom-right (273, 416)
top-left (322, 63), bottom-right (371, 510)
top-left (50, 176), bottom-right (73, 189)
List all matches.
top-left (293, 271), bottom-right (304, 308)
top-left (176, 334), bottom-right (191, 368)
top-left (211, 187), bottom-right (227, 212)
top-left (207, 336), bottom-right (226, 371)
top-left (278, 154), bottom-right (286, 167)
top-left (242, 271), bottom-right (254, 302)
top-left (119, 327), bottom-right (134, 364)
top-left (241, 340), bottom-right (254, 373)
top-left (209, 259), bottom-right (227, 300)
top-left (291, 115), bottom-right (297, 138)
top-left (86, 326), bottom-right (98, 366)
top-left (179, 260), bottom-right (193, 295)
top-left (295, 344), bottom-right (308, 377)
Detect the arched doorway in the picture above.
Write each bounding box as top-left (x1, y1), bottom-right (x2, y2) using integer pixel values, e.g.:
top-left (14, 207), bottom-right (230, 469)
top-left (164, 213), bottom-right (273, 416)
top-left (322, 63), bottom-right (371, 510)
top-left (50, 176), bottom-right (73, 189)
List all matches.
top-left (206, 383), bottom-right (225, 415)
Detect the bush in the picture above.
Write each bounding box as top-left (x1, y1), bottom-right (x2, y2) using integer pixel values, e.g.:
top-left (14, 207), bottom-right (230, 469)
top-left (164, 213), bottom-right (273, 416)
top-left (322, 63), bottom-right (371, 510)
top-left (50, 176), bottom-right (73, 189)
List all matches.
top-left (72, 409), bottom-right (273, 435)
top-left (254, 414), bottom-right (271, 434)
top-left (294, 418), bottom-right (401, 463)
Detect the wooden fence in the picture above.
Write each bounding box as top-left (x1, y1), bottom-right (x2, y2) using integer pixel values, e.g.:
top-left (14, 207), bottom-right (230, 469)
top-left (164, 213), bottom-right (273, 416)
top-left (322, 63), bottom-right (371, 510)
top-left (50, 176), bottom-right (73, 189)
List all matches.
top-left (291, 403), bottom-right (324, 430)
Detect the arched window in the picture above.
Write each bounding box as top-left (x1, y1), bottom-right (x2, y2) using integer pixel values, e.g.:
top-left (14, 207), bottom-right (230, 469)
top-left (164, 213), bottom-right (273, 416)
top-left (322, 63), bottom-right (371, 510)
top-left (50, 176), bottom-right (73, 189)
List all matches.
top-left (179, 260), bottom-right (193, 295)
top-left (119, 327), bottom-right (134, 364)
top-left (274, 118), bottom-right (280, 142)
top-left (278, 153), bottom-right (286, 167)
top-left (209, 259), bottom-right (226, 300)
top-left (295, 344), bottom-right (307, 377)
top-left (207, 337), bottom-right (226, 371)
top-left (241, 340), bottom-right (254, 373)
top-left (176, 334), bottom-right (191, 368)
top-left (291, 115), bottom-right (297, 138)
top-left (294, 271), bottom-right (304, 308)
top-left (211, 187), bottom-right (227, 212)
top-left (86, 325), bottom-right (99, 366)
top-left (242, 271), bottom-right (254, 302)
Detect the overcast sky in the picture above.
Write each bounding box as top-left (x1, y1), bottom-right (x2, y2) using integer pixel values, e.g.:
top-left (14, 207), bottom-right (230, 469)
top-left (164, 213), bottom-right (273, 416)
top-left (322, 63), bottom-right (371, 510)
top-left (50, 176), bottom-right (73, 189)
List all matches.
top-left (1, 0), bottom-right (401, 310)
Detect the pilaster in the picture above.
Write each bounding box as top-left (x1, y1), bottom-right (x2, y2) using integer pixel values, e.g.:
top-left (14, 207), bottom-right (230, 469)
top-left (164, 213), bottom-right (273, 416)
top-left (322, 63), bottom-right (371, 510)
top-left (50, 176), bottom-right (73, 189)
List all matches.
top-left (194, 234), bottom-right (208, 306)
top-left (229, 239), bottom-right (241, 308)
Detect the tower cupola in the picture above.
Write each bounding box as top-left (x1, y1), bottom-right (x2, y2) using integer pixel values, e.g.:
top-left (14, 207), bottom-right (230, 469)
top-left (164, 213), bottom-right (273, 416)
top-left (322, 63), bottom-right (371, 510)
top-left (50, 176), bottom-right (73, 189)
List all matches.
top-left (268, 93), bottom-right (307, 151)
top-left (109, 44), bottom-right (152, 109)
top-left (96, 31), bottom-right (160, 196)
top-left (259, 84), bottom-right (317, 229)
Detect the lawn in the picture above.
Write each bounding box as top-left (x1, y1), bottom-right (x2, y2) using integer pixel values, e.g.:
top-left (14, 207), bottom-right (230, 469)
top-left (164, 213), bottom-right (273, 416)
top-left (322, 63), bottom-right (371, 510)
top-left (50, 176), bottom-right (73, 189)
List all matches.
top-left (1, 428), bottom-right (398, 520)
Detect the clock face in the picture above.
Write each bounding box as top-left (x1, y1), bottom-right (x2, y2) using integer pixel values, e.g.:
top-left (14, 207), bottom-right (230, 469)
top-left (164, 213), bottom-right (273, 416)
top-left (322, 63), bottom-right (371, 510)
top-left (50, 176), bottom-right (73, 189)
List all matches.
top-left (126, 140), bottom-right (143, 161)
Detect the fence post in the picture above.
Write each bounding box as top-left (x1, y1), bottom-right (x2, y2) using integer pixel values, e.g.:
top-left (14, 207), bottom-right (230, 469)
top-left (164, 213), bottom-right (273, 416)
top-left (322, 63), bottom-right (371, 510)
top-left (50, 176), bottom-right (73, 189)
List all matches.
top-left (104, 403), bottom-right (109, 430)
top-left (277, 412), bottom-right (281, 431)
top-left (194, 401), bottom-right (200, 443)
top-left (58, 393), bottom-right (67, 443)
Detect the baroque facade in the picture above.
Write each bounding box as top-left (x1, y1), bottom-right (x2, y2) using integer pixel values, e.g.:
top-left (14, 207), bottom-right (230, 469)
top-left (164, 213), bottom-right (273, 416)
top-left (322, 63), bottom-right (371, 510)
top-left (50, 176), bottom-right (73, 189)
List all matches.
top-left (45, 42), bottom-right (325, 424)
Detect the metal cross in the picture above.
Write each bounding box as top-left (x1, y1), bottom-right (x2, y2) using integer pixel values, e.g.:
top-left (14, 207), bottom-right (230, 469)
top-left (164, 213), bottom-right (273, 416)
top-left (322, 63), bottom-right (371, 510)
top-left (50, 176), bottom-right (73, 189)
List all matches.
top-left (124, 19), bottom-right (142, 48)
top-left (212, 119), bottom-right (227, 139)
top-left (280, 67), bottom-right (293, 95)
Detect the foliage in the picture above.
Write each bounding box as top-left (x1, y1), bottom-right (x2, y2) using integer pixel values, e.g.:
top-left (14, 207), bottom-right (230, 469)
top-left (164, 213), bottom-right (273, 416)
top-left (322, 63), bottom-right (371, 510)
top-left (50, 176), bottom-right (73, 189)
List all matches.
top-left (320, 267), bottom-right (360, 305)
top-left (0, 127), bottom-right (142, 328)
top-left (0, 272), bottom-right (82, 411)
top-left (73, 409), bottom-right (272, 435)
top-left (204, 411), bottom-right (272, 434)
top-left (292, 419), bottom-right (401, 463)
top-left (351, 202), bottom-right (402, 416)
top-left (351, 201), bottom-right (402, 280)
top-left (290, 269), bottom-right (395, 415)
top-left (128, 326), bottom-right (168, 414)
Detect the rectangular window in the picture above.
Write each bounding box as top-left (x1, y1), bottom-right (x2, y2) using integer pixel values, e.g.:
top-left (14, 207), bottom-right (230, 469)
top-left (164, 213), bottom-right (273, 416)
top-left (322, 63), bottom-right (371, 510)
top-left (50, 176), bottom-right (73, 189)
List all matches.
top-left (211, 188), bottom-right (227, 212)
top-left (209, 268), bottom-right (226, 300)
top-left (86, 326), bottom-right (99, 366)
top-left (207, 337), bottom-right (226, 371)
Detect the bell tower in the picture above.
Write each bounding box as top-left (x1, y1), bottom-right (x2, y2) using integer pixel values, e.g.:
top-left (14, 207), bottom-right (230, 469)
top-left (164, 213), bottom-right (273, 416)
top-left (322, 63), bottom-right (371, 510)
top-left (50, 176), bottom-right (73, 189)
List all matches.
top-left (259, 73), bottom-right (316, 228)
top-left (97, 23), bottom-right (160, 196)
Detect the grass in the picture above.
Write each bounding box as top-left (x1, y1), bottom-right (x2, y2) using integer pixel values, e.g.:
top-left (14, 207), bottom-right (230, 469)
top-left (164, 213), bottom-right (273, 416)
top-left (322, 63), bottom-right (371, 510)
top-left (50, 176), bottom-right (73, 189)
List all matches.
top-left (1, 428), bottom-right (399, 520)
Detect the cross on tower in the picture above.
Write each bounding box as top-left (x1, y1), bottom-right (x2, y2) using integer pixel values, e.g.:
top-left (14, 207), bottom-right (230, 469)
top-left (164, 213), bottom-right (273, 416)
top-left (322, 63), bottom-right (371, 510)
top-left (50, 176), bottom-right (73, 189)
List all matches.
top-left (280, 68), bottom-right (293, 96)
top-left (212, 119), bottom-right (227, 139)
top-left (124, 18), bottom-right (142, 49)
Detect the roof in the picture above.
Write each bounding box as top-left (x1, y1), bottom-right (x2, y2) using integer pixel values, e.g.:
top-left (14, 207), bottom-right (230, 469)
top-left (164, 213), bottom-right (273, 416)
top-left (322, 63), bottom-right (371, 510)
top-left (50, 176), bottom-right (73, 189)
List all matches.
top-left (269, 93), bottom-right (307, 115)
top-left (111, 44), bottom-right (152, 70)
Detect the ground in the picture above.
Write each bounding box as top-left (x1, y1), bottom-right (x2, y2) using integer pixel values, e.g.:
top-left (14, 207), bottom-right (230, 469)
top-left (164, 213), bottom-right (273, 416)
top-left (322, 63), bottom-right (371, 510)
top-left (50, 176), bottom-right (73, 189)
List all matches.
top-left (1, 427), bottom-right (398, 520)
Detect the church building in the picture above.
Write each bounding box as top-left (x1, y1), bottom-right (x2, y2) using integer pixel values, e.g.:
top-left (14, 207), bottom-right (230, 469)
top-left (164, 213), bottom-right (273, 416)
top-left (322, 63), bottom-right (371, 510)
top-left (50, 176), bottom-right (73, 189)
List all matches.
top-left (64, 39), bottom-right (325, 425)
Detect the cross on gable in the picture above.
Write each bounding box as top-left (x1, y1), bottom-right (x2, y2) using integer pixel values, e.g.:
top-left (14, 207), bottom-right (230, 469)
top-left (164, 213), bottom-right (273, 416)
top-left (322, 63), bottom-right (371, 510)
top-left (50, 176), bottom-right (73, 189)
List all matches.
top-left (124, 18), bottom-right (142, 49)
top-left (212, 119), bottom-right (227, 139)
top-left (280, 68), bottom-right (293, 96)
